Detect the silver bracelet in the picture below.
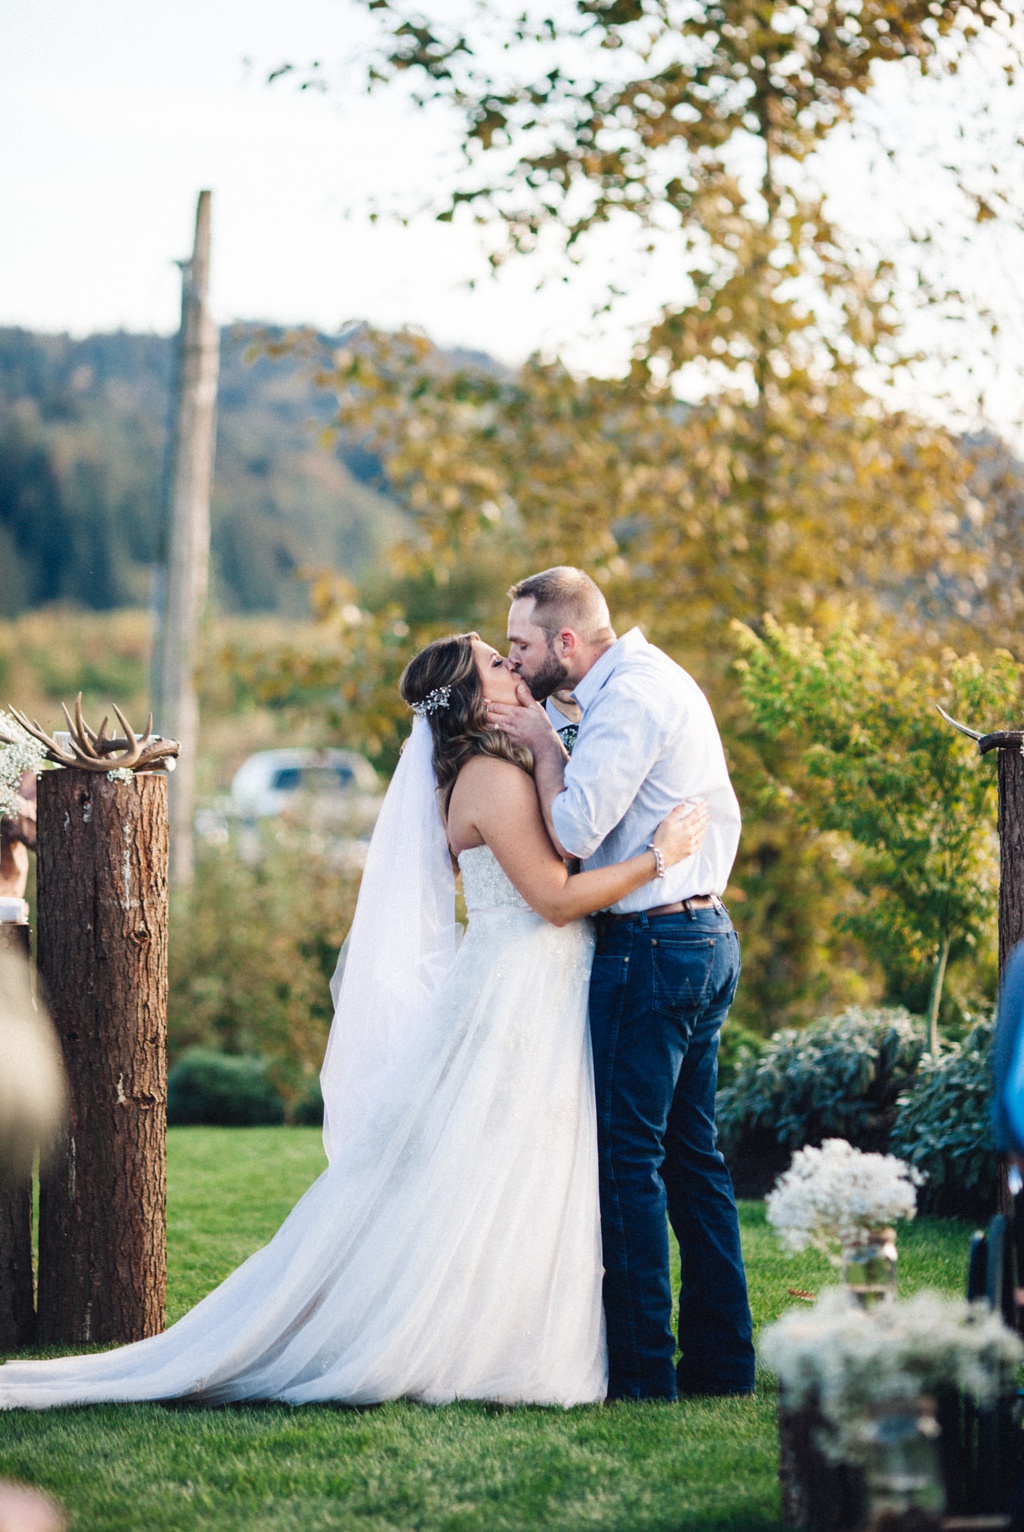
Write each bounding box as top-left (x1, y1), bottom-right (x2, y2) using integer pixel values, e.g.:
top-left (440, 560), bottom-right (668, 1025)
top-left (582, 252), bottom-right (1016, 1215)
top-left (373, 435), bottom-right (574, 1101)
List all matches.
top-left (647, 843), bottom-right (666, 879)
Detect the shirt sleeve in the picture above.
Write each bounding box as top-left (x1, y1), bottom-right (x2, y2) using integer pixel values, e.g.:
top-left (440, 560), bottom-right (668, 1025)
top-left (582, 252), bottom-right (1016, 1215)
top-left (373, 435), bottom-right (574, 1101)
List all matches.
top-left (550, 678), bottom-right (671, 860)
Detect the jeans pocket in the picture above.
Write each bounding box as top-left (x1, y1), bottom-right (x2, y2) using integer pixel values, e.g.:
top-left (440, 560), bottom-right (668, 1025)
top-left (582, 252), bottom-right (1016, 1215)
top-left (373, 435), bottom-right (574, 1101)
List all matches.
top-left (650, 935), bottom-right (717, 1018)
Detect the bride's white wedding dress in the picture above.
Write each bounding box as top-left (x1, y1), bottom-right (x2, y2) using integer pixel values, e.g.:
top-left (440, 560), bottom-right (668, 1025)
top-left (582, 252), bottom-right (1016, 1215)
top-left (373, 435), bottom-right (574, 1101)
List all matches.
top-left (0, 846), bottom-right (606, 1410)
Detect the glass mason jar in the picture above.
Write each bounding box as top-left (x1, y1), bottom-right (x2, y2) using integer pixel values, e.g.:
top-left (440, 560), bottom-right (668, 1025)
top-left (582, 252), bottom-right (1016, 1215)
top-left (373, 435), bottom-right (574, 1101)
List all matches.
top-left (860, 1394), bottom-right (945, 1529)
top-left (841, 1226), bottom-right (898, 1307)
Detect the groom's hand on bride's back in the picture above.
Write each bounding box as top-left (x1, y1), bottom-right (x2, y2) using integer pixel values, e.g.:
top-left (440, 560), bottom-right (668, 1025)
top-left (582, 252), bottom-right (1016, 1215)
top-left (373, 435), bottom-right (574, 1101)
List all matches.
top-left (487, 684), bottom-right (565, 754)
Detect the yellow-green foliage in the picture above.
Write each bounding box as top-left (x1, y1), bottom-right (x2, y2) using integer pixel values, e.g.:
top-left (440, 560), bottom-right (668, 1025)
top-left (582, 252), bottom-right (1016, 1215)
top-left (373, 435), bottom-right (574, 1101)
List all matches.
top-left (168, 829), bottom-right (360, 1112)
top-left (1, 607), bottom-right (364, 1103)
top-left (0, 606), bottom-right (334, 796)
top-left (735, 619), bottom-right (1016, 1038)
top-left (0, 607), bottom-right (151, 721)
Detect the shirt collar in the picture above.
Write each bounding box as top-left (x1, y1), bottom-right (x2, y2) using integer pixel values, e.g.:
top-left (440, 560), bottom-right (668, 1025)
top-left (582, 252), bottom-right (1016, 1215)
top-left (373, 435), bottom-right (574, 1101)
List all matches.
top-left (572, 627), bottom-right (647, 713)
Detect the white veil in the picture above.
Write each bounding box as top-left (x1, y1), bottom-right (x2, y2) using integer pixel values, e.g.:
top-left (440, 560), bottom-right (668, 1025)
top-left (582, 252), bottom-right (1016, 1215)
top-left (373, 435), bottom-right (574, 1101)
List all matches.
top-left (320, 716), bottom-right (458, 1162)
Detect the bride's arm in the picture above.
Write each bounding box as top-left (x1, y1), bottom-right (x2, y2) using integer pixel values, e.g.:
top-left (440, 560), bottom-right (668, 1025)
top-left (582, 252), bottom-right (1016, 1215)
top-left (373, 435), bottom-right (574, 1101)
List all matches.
top-left (450, 757), bottom-right (706, 927)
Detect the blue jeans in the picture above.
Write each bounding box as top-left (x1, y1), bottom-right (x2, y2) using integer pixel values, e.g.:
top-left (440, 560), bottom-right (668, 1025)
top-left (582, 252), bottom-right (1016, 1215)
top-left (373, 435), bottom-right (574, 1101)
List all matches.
top-left (589, 905), bottom-right (755, 1400)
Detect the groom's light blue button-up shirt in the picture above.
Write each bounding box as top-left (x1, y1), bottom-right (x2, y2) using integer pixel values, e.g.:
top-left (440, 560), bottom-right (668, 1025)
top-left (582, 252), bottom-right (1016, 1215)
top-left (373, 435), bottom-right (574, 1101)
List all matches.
top-left (550, 628), bottom-right (741, 914)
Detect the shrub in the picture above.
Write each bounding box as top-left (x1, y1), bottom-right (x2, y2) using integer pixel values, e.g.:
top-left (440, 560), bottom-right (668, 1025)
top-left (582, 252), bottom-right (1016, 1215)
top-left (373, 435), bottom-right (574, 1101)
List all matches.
top-left (717, 1019), bottom-right (766, 1089)
top-left (717, 1006), bottom-right (926, 1198)
top-left (890, 1017), bottom-right (997, 1219)
top-left (292, 1078), bottom-right (325, 1127)
top-left (168, 827), bottom-right (359, 1112)
top-left (167, 1048), bottom-right (285, 1127)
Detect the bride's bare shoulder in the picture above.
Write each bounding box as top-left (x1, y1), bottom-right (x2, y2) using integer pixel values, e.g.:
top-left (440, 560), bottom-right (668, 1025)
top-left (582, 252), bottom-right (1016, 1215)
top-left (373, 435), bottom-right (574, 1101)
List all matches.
top-left (447, 754), bottom-right (537, 853)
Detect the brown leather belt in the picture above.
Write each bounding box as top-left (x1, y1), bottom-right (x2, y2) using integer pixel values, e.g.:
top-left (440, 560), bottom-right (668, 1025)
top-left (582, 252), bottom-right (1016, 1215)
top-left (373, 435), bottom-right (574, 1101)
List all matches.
top-left (597, 894), bottom-right (722, 923)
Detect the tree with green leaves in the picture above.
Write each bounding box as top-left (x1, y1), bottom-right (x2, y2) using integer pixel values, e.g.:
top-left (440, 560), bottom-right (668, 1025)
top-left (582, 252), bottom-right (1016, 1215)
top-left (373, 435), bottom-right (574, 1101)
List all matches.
top-left (253, 0), bottom-right (1021, 1033)
top-left (263, 0), bottom-right (1024, 660)
top-left (309, 0), bottom-right (1006, 631)
top-left (733, 617), bottom-right (1019, 1051)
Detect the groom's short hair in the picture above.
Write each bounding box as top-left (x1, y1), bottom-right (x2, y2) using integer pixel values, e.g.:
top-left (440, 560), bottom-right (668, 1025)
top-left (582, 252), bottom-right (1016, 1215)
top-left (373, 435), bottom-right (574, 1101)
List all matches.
top-left (508, 567), bottom-right (614, 644)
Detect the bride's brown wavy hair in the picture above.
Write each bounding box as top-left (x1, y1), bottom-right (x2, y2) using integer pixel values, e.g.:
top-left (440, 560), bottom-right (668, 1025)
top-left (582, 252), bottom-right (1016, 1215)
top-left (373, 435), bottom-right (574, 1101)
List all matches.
top-left (399, 633), bottom-right (533, 816)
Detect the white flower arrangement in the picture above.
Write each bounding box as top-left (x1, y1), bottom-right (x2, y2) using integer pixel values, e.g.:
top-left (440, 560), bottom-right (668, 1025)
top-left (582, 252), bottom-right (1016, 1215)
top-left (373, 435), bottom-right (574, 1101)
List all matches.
top-left (761, 1288), bottom-right (1023, 1457)
top-left (0, 710), bottom-right (46, 819)
top-left (766, 1138), bottom-right (923, 1258)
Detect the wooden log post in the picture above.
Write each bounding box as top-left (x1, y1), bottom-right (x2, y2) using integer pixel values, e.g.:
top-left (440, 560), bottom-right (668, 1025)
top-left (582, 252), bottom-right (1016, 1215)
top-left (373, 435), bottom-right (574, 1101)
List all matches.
top-left (0, 1181), bottom-right (33, 1351)
top-left (996, 743), bottom-right (1024, 974)
top-left (0, 923), bottom-right (36, 1351)
top-left (937, 714), bottom-right (1024, 980)
top-left (35, 769), bottom-right (169, 1346)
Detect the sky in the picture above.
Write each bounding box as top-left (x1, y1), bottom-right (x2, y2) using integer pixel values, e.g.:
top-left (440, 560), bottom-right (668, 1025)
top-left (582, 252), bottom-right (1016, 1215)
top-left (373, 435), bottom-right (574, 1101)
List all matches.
top-left (3, 0), bottom-right (1024, 432)
top-left (1, 0), bottom-right (651, 369)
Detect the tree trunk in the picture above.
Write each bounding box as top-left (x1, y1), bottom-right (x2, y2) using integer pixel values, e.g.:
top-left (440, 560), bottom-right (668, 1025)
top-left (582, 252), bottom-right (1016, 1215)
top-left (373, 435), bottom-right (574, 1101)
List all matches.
top-left (0, 923), bottom-right (35, 1350)
top-left (998, 745), bottom-right (1024, 976)
top-left (35, 769), bottom-right (169, 1346)
top-left (0, 1179), bottom-right (34, 1352)
top-left (924, 929), bottom-right (951, 1057)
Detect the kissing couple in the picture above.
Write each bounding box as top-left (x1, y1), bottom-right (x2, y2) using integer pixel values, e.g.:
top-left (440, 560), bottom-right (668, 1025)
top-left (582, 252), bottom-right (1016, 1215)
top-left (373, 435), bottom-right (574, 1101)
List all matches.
top-left (0, 566), bottom-right (755, 1411)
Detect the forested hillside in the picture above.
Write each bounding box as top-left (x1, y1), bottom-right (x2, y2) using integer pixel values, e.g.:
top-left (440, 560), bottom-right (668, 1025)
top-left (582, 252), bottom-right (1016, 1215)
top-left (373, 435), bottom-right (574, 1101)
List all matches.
top-left (0, 325), bottom-right (401, 616)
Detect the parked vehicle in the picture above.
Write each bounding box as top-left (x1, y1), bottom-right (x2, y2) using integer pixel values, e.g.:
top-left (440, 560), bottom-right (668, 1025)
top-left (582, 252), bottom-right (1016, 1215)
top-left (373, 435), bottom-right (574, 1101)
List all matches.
top-left (196, 748), bottom-right (382, 869)
top-left (230, 748), bottom-right (379, 824)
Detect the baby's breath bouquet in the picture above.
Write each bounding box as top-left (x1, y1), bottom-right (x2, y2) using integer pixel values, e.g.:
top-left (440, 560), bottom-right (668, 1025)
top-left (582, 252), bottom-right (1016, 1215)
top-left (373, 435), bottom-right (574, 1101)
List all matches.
top-left (761, 1289), bottom-right (1022, 1459)
top-left (0, 711), bottom-right (45, 819)
top-left (766, 1138), bottom-right (922, 1260)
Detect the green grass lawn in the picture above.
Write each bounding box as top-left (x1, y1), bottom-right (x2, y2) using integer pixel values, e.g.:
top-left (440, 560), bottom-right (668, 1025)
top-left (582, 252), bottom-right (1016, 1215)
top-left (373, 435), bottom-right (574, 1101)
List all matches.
top-left (0, 1128), bottom-right (975, 1532)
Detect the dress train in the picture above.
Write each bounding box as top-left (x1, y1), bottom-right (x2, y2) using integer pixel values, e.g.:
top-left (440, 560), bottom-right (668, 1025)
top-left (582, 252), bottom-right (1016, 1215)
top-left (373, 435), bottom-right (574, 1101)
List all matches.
top-left (0, 848), bottom-right (606, 1409)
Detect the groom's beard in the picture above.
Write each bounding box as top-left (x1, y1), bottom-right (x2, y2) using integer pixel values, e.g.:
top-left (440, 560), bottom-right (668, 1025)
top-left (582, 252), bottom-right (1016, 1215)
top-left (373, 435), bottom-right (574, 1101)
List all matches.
top-left (523, 646), bottom-right (570, 701)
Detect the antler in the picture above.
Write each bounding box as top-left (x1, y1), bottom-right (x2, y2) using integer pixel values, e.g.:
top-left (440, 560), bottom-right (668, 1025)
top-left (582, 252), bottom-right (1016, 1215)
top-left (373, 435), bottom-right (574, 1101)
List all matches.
top-left (7, 695), bottom-right (179, 773)
top-left (934, 705), bottom-right (983, 742)
top-left (7, 708), bottom-right (82, 767)
top-left (936, 704), bottom-right (1024, 756)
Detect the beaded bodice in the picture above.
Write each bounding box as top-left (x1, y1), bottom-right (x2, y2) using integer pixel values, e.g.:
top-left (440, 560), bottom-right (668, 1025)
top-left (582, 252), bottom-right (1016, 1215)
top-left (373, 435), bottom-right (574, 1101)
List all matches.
top-left (458, 845), bottom-right (533, 915)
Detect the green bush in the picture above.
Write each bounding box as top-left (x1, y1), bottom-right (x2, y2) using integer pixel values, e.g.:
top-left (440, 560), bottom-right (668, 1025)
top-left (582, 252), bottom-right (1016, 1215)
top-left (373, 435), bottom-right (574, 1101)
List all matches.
top-left (167, 1048), bottom-right (285, 1127)
top-left (717, 1019), bottom-right (766, 1089)
top-left (168, 828), bottom-right (359, 1112)
top-left (292, 1078), bottom-right (325, 1127)
top-left (890, 1018), bottom-right (996, 1219)
top-left (717, 1006), bottom-right (926, 1197)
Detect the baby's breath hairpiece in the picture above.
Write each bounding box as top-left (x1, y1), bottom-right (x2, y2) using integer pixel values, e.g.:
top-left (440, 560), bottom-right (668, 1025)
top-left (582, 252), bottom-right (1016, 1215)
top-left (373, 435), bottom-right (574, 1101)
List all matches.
top-left (410, 685), bottom-right (452, 717)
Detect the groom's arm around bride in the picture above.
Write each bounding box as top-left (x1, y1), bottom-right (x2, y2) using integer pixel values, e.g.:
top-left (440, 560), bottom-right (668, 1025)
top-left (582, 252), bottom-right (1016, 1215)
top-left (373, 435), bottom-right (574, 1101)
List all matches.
top-left (488, 566), bottom-right (755, 1403)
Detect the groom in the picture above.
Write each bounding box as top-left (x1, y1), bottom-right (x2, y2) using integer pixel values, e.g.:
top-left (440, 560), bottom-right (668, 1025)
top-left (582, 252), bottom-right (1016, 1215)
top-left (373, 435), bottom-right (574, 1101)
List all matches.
top-left (488, 566), bottom-right (755, 1402)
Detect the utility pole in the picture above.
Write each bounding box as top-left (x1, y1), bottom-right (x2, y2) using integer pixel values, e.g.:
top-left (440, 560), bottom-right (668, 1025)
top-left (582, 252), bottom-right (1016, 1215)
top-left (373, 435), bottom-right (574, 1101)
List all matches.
top-left (154, 190), bottom-right (219, 887)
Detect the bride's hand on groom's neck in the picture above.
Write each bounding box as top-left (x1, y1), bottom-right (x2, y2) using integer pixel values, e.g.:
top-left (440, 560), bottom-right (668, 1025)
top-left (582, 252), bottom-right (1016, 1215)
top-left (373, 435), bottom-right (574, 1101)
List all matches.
top-left (487, 685), bottom-right (560, 751)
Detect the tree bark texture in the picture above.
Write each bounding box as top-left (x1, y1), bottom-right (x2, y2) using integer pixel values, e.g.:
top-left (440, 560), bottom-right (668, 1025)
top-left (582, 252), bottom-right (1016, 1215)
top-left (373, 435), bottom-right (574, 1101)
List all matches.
top-left (35, 769), bottom-right (168, 1346)
top-left (0, 924), bottom-right (34, 1349)
top-left (998, 746), bottom-right (1024, 976)
top-left (0, 1179), bottom-right (34, 1352)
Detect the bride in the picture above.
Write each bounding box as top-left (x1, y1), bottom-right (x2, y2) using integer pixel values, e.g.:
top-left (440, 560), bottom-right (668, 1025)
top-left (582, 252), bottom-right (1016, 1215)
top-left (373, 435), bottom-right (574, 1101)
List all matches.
top-left (0, 633), bottom-right (707, 1411)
